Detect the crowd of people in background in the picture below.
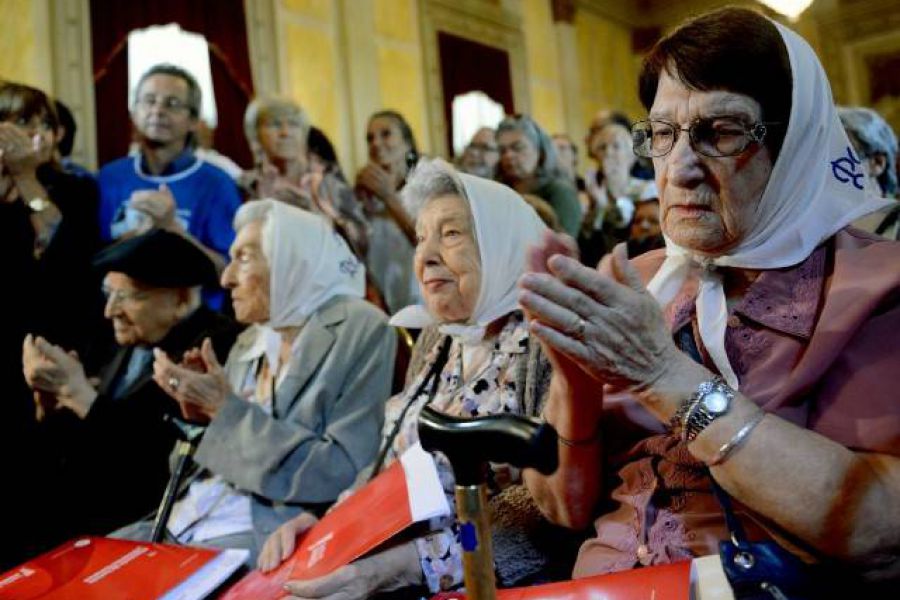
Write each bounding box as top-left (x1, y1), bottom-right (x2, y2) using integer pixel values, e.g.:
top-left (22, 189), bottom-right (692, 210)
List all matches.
top-left (2, 5), bottom-right (899, 597)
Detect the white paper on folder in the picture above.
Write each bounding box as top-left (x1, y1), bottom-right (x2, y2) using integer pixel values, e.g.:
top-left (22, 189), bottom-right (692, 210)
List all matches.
top-left (160, 548), bottom-right (249, 600)
top-left (400, 442), bottom-right (452, 522)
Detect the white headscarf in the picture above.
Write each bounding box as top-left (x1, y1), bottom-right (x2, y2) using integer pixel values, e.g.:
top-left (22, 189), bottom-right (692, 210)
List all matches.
top-left (390, 172), bottom-right (548, 343)
top-left (249, 199), bottom-right (365, 329)
top-left (646, 19), bottom-right (892, 388)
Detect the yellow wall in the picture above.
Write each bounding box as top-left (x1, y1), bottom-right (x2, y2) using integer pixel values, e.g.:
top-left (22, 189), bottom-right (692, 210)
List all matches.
top-left (277, 1), bottom-right (344, 164)
top-left (274, 0), bottom-right (429, 174)
top-left (374, 0), bottom-right (429, 153)
top-left (575, 10), bottom-right (644, 124)
top-left (521, 0), bottom-right (566, 135)
top-left (0, 0), bottom-right (53, 93)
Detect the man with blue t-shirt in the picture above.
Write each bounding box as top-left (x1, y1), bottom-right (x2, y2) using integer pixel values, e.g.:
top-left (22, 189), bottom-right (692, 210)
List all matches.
top-left (98, 64), bottom-right (241, 269)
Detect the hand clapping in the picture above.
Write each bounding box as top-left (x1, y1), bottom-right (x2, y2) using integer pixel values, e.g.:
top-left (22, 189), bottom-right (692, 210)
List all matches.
top-left (519, 234), bottom-right (681, 392)
top-left (152, 338), bottom-right (230, 423)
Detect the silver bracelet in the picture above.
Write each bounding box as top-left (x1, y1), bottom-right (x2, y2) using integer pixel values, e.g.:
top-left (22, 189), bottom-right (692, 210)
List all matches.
top-left (708, 411), bottom-right (766, 466)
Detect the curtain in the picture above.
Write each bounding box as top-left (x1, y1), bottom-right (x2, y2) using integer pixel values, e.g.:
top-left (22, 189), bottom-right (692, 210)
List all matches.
top-left (90, 0), bottom-right (254, 168)
top-left (437, 32), bottom-right (515, 155)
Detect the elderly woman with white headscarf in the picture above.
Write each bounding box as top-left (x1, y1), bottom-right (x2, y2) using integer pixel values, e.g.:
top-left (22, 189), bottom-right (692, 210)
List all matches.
top-left (146, 200), bottom-right (396, 563)
top-left (839, 106), bottom-right (900, 239)
top-left (257, 159), bottom-right (578, 597)
top-left (520, 7), bottom-right (900, 591)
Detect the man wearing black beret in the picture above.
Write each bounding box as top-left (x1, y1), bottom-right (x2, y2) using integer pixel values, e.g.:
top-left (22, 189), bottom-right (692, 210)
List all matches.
top-left (22, 229), bottom-right (242, 546)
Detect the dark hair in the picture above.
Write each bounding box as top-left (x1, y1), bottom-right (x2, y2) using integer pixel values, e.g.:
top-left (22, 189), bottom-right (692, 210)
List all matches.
top-left (369, 110), bottom-right (419, 162)
top-left (307, 126), bottom-right (346, 179)
top-left (638, 7), bottom-right (792, 160)
top-left (135, 63), bottom-right (202, 118)
top-left (54, 99), bottom-right (76, 157)
top-left (0, 81), bottom-right (59, 134)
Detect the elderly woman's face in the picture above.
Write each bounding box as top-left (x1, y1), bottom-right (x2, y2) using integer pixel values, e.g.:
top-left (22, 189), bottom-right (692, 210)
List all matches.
top-left (650, 71), bottom-right (773, 255)
top-left (221, 221), bottom-right (271, 324)
top-left (414, 194), bottom-right (481, 323)
top-left (367, 116), bottom-right (410, 169)
top-left (257, 111), bottom-right (306, 163)
top-left (498, 129), bottom-right (540, 181)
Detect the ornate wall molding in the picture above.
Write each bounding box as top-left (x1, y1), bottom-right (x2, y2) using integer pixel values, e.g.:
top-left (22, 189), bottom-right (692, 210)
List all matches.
top-left (49, 0), bottom-right (97, 169)
top-left (244, 0), bottom-right (282, 97)
top-left (419, 0), bottom-right (528, 158)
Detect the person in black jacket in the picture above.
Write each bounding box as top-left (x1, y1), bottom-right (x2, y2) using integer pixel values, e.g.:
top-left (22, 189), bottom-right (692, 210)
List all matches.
top-left (21, 229), bottom-right (242, 551)
top-left (0, 81), bottom-right (104, 569)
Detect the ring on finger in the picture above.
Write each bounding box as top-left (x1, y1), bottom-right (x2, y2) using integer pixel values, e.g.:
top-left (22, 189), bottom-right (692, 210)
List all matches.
top-left (572, 318), bottom-right (588, 340)
top-left (167, 375), bottom-right (181, 392)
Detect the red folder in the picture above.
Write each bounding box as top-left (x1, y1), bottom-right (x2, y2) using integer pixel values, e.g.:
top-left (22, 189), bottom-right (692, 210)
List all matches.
top-left (222, 442), bottom-right (449, 599)
top-left (431, 560), bottom-right (691, 600)
top-left (0, 536), bottom-right (247, 600)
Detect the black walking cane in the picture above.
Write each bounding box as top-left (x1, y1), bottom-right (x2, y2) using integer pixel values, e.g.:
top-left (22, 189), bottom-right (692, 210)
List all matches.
top-left (418, 406), bottom-right (559, 600)
top-left (150, 416), bottom-right (206, 542)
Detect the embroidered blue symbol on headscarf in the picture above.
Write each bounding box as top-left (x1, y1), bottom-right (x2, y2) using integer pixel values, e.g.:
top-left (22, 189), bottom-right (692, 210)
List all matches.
top-left (339, 258), bottom-right (359, 276)
top-left (831, 146), bottom-right (865, 190)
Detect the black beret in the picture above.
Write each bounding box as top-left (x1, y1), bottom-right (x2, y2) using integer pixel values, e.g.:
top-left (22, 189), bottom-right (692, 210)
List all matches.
top-left (93, 229), bottom-right (219, 288)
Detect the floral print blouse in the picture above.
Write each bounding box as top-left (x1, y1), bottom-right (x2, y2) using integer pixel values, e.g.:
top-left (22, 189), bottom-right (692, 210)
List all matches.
top-left (379, 312), bottom-right (531, 592)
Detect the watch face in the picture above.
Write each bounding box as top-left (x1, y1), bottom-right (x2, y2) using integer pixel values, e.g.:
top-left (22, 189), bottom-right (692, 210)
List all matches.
top-left (702, 390), bottom-right (730, 414)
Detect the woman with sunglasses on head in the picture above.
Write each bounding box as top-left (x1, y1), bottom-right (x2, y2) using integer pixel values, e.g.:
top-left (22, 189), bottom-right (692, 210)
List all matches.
top-left (520, 7), bottom-right (900, 593)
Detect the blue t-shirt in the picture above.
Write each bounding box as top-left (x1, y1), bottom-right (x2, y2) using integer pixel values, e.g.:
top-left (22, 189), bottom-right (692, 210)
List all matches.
top-left (98, 150), bottom-right (241, 257)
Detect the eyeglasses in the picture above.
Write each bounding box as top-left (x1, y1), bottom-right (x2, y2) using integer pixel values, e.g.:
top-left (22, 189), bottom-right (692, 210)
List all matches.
top-left (466, 142), bottom-right (498, 154)
top-left (101, 285), bottom-right (152, 305)
top-left (136, 94), bottom-right (191, 113)
top-left (631, 117), bottom-right (777, 158)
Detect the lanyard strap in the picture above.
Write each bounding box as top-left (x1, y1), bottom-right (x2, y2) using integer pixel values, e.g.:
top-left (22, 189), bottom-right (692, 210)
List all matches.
top-left (368, 335), bottom-right (453, 481)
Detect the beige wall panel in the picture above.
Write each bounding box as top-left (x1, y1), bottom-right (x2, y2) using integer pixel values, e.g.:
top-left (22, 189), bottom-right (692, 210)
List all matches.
top-left (282, 0), bottom-right (331, 21)
top-left (0, 0), bottom-right (53, 93)
top-left (576, 10), bottom-right (642, 125)
top-left (283, 22), bottom-right (341, 151)
top-left (520, 0), bottom-right (565, 132)
top-left (377, 45), bottom-right (428, 152)
top-left (374, 0), bottom-right (415, 42)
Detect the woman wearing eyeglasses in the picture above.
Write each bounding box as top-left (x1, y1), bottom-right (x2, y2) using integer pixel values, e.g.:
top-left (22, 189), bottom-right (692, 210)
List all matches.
top-left (496, 114), bottom-right (583, 237)
top-left (520, 7), bottom-right (900, 592)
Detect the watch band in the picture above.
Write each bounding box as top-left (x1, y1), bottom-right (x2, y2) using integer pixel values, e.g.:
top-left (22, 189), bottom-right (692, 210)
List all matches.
top-left (671, 376), bottom-right (735, 443)
top-left (684, 377), bottom-right (735, 443)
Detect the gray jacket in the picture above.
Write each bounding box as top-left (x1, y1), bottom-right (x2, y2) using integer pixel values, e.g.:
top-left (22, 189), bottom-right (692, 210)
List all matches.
top-left (190, 295), bottom-right (397, 545)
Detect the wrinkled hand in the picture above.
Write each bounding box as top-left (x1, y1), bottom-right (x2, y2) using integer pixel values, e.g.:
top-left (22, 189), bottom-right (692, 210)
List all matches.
top-left (520, 231), bottom-right (587, 384)
top-left (283, 542), bottom-right (422, 600)
top-left (22, 334), bottom-right (96, 418)
top-left (519, 242), bottom-right (682, 391)
top-left (152, 338), bottom-right (230, 423)
top-left (257, 512), bottom-right (319, 572)
top-left (0, 123), bottom-right (42, 178)
top-left (355, 163), bottom-right (399, 201)
top-left (128, 184), bottom-right (179, 231)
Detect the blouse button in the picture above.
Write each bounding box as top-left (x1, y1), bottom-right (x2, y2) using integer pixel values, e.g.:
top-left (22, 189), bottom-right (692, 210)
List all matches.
top-left (636, 544), bottom-right (652, 566)
top-left (727, 315), bottom-right (741, 328)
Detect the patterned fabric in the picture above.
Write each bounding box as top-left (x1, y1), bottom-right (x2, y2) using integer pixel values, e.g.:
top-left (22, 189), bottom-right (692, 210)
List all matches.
top-left (377, 313), bottom-right (535, 592)
top-left (575, 230), bottom-right (900, 577)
